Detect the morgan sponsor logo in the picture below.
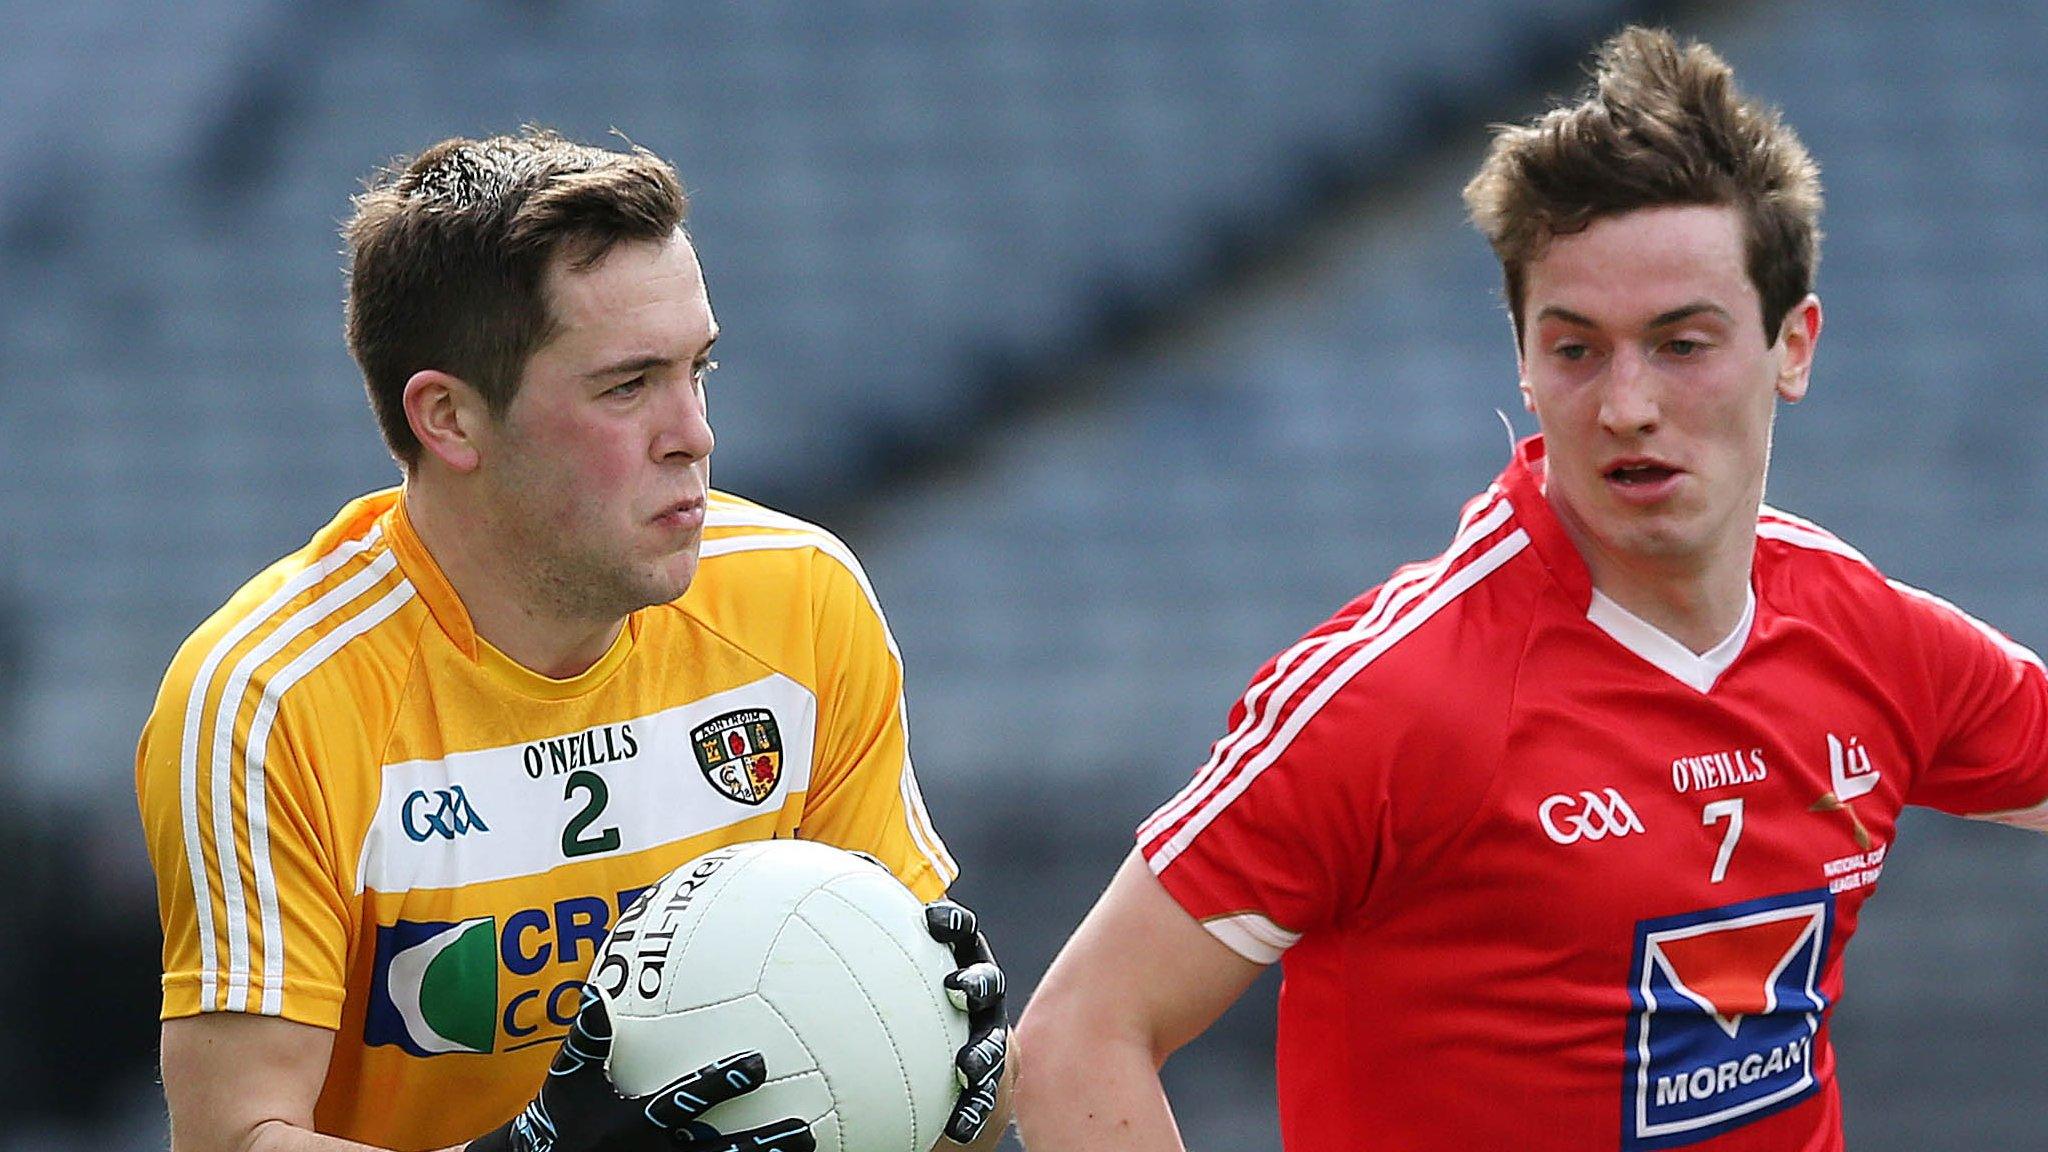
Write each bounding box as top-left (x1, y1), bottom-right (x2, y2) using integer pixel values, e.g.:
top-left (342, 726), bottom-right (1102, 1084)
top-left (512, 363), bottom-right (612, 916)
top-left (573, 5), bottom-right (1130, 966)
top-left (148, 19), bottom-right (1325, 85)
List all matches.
top-left (1538, 788), bottom-right (1645, 845)
top-left (1624, 889), bottom-right (1835, 1150)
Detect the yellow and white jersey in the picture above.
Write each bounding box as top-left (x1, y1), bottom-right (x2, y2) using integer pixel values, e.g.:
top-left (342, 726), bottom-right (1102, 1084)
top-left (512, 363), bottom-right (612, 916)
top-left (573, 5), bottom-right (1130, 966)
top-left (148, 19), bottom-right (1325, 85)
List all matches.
top-left (136, 488), bottom-right (955, 1150)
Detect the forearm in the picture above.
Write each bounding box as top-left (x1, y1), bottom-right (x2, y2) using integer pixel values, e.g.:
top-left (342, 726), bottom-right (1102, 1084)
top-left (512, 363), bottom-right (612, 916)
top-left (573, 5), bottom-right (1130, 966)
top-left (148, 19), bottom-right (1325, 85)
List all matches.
top-left (1014, 851), bottom-right (1266, 1151)
top-left (1013, 1022), bottom-right (1184, 1152)
top-left (232, 1120), bottom-right (463, 1152)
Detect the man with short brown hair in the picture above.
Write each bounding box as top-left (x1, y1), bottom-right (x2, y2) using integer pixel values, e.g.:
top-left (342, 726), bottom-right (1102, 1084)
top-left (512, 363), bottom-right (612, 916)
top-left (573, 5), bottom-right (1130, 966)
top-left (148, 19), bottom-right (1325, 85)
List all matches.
top-left (1017, 28), bottom-right (2048, 1151)
top-left (139, 128), bottom-right (1008, 1152)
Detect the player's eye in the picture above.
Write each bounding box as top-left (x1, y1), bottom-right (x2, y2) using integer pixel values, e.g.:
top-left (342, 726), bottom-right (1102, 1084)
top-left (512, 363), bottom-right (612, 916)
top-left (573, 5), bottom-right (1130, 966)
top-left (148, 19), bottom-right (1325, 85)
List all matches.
top-left (693, 359), bottom-right (719, 389)
top-left (1553, 343), bottom-right (1591, 362)
top-left (1665, 339), bottom-right (1703, 357)
top-left (607, 375), bottom-right (647, 398)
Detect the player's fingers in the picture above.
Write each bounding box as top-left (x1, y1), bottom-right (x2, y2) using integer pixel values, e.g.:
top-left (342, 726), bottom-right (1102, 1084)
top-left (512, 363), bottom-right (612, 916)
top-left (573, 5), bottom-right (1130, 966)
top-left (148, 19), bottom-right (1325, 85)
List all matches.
top-left (945, 1085), bottom-right (1000, 1145)
top-left (924, 900), bottom-right (978, 951)
top-left (554, 984), bottom-right (614, 1075)
top-left (944, 1063), bottom-right (1003, 1145)
top-left (943, 961), bottom-right (1005, 1014)
top-left (643, 1052), bottom-right (769, 1128)
top-left (672, 1116), bottom-right (817, 1152)
top-left (954, 1026), bottom-right (1005, 1090)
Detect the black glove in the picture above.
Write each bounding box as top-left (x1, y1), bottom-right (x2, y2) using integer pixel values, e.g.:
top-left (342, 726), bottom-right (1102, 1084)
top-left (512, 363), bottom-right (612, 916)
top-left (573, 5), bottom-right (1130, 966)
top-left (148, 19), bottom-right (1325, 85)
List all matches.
top-left (469, 986), bottom-right (816, 1152)
top-left (924, 900), bottom-right (1010, 1146)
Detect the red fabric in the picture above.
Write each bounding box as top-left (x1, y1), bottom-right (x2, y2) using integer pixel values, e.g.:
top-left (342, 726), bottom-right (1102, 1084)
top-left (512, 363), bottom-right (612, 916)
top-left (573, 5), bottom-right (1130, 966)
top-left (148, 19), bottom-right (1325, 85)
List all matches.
top-left (1141, 437), bottom-right (2048, 1151)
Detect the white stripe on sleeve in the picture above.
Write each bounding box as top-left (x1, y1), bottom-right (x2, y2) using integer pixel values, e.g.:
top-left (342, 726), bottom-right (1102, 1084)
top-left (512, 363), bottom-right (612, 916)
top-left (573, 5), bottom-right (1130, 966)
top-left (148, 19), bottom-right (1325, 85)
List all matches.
top-left (176, 527), bottom-right (382, 1010)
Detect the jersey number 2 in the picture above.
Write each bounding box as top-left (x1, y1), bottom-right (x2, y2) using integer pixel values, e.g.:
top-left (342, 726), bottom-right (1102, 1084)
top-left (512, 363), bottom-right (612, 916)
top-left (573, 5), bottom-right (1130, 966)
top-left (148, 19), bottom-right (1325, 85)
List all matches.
top-left (1702, 798), bottom-right (1744, 883)
top-left (562, 770), bottom-right (622, 858)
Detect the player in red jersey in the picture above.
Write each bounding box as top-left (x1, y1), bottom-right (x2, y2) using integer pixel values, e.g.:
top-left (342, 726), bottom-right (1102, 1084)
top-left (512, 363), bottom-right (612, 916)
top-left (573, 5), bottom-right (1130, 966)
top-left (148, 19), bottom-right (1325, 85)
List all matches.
top-left (1014, 26), bottom-right (2048, 1152)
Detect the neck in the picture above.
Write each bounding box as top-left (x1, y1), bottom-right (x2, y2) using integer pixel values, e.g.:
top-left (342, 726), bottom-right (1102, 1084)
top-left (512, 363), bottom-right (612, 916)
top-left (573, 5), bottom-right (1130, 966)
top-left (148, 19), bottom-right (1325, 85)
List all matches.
top-left (403, 476), bottom-right (623, 679)
top-left (1546, 500), bottom-right (1755, 655)
top-left (1585, 560), bottom-right (1751, 654)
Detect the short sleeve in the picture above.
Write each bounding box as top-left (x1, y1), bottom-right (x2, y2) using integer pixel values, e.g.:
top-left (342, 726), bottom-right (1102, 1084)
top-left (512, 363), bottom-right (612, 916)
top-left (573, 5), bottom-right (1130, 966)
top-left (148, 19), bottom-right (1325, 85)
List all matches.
top-left (1899, 585), bottom-right (2048, 823)
top-left (795, 543), bottom-right (958, 902)
top-left (1138, 619), bottom-right (1398, 964)
top-left (135, 634), bottom-right (354, 1029)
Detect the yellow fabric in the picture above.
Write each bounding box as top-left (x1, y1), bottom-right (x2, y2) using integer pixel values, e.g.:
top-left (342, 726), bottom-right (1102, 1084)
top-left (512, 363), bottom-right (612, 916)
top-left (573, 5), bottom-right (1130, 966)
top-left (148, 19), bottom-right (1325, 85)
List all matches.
top-left (136, 488), bottom-right (955, 1149)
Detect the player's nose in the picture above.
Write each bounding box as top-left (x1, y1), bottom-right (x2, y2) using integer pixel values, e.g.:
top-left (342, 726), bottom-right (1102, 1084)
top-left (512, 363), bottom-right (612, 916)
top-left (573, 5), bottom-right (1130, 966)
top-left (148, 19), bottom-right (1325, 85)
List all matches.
top-left (654, 384), bottom-right (715, 462)
top-left (1598, 351), bottom-right (1659, 433)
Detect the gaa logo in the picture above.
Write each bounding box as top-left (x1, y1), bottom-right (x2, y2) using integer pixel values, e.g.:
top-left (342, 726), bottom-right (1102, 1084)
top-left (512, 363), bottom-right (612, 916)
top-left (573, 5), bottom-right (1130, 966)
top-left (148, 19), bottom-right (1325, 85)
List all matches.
top-left (401, 786), bottom-right (490, 842)
top-left (1537, 788), bottom-right (1644, 844)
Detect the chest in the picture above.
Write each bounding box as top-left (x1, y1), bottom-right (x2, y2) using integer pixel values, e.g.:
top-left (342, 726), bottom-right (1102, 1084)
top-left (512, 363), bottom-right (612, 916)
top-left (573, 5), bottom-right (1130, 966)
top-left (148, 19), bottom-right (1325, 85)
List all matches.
top-left (357, 647), bottom-right (821, 898)
top-left (334, 639), bottom-right (822, 1061)
top-left (1423, 628), bottom-right (1917, 950)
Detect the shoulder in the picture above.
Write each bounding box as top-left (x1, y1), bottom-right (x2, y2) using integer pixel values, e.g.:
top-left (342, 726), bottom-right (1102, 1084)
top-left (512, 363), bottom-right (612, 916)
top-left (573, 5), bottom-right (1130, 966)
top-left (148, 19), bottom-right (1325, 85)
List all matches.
top-left (698, 491), bottom-right (873, 588)
top-left (1143, 490), bottom-right (1536, 883)
top-left (1756, 504), bottom-right (1924, 614)
top-left (1755, 505), bottom-right (1881, 578)
top-left (673, 490), bottom-right (894, 656)
top-left (1233, 494), bottom-right (1542, 770)
top-left (1754, 505), bottom-right (1907, 624)
top-left (1311, 492), bottom-right (1545, 705)
top-left (141, 494), bottom-right (425, 772)
top-left (1756, 505), bottom-right (2038, 663)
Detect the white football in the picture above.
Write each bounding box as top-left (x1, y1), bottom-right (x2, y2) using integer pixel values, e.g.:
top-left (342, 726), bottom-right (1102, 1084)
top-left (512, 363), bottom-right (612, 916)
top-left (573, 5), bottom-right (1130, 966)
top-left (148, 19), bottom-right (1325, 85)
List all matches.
top-left (589, 840), bottom-right (967, 1152)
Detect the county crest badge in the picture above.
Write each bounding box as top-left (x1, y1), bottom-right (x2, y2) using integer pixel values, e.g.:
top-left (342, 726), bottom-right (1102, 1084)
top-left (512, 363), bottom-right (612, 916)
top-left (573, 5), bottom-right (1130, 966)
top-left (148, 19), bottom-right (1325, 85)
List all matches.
top-left (692, 708), bottom-right (784, 805)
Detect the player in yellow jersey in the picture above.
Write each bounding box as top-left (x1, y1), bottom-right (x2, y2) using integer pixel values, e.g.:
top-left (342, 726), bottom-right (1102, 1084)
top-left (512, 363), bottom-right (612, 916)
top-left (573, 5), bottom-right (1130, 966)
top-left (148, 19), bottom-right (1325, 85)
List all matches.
top-left (135, 129), bottom-right (1009, 1152)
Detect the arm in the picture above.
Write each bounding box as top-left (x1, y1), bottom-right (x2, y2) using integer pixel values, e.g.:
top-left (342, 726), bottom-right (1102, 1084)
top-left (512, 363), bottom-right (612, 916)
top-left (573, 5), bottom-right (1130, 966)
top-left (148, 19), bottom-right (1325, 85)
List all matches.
top-left (797, 537), bottom-right (956, 897)
top-left (161, 1013), bottom-right (402, 1152)
top-left (163, 997), bottom-right (805, 1152)
top-left (1014, 850), bottom-right (1266, 1152)
top-left (789, 541), bottom-right (1011, 1144)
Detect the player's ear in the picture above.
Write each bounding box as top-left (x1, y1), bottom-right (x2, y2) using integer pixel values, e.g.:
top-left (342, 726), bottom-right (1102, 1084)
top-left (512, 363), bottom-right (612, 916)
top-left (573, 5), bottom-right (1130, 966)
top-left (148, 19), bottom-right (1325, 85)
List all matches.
top-left (404, 369), bottom-right (488, 473)
top-left (1774, 295), bottom-right (1822, 404)
top-left (1513, 320), bottom-right (1535, 412)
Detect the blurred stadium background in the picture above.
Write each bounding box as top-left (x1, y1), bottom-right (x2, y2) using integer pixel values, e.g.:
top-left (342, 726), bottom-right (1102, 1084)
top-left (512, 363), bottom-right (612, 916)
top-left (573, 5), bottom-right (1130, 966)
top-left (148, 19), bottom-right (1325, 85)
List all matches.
top-left (2, 1), bottom-right (2045, 1148)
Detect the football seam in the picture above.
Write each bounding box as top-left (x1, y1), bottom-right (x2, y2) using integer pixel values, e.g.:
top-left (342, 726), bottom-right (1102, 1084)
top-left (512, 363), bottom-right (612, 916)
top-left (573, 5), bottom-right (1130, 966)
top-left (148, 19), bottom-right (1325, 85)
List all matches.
top-left (671, 847), bottom-right (785, 1002)
top-left (812, 882), bottom-right (954, 1025)
top-left (749, 972), bottom-right (840, 1126)
top-left (753, 880), bottom-right (813, 989)
top-left (789, 907), bottom-right (910, 1139)
top-left (801, 887), bottom-right (946, 1141)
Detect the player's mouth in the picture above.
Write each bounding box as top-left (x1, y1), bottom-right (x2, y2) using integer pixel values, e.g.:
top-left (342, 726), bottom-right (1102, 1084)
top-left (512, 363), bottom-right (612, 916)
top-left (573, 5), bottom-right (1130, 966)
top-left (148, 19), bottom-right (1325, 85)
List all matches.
top-left (1602, 458), bottom-right (1684, 502)
top-left (654, 496), bottom-right (706, 533)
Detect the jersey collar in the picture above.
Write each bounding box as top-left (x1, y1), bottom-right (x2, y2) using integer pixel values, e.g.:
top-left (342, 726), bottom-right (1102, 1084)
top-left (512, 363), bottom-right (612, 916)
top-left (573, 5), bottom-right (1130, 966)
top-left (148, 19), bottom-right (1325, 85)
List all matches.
top-left (1499, 435), bottom-right (1595, 612)
top-left (382, 492), bottom-right (637, 697)
top-left (384, 492), bottom-right (484, 661)
top-left (1500, 435), bottom-right (1756, 693)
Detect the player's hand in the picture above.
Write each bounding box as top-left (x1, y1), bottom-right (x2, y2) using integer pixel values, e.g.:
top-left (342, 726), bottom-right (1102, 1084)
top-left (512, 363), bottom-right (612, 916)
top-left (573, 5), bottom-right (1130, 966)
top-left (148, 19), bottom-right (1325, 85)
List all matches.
top-left (925, 900), bottom-right (1011, 1146)
top-left (468, 986), bottom-right (815, 1152)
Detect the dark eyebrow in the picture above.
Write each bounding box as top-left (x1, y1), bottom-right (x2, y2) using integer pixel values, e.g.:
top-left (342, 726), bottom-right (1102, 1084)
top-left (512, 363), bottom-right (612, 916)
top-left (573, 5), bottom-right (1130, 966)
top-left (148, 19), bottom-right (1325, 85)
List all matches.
top-left (585, 353), bottom-right (675, 380)
top-left (1534, 305), bottom-right (1598, 328)
top-left (1647, 302), bottom-right (1732, 328)
top-left (584, 332), bottom-right (718, 380)
top-left (1533, 303), bottom-right (1731, 330)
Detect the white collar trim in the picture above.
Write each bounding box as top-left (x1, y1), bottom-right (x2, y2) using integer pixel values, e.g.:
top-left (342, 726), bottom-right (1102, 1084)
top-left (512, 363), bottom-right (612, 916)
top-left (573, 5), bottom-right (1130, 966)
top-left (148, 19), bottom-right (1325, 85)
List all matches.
top-left (1585, 587), bottom-right (1755, 694)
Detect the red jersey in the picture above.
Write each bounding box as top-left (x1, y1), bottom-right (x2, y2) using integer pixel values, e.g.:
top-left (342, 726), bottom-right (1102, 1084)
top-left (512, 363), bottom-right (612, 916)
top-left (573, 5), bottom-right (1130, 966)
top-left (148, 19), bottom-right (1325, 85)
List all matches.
top-left (1140, 437), bottom-right (2048, 1151)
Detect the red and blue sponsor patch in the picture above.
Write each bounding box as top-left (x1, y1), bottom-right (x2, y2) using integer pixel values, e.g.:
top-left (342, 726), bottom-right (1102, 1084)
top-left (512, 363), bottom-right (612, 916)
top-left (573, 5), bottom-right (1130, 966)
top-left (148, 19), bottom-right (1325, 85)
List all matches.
top-left (1624, 889), bottom-right (1834, 1149)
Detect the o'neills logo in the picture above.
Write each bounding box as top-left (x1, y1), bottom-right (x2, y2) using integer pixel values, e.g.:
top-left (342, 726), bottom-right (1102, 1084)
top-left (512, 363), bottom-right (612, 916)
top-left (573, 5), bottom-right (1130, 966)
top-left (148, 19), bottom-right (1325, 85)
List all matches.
top-left (1672, 748), bottom-right (1768, 794)
top-left (522, 722), bottom-right (639, 780)
top-left (692, 709), bottom-right (783, 805)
